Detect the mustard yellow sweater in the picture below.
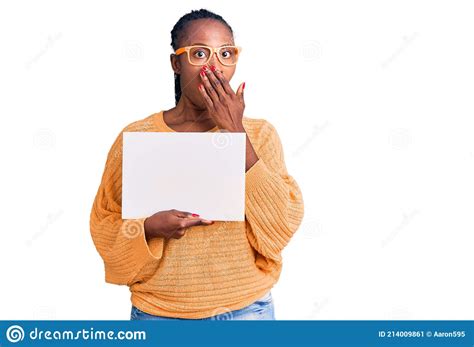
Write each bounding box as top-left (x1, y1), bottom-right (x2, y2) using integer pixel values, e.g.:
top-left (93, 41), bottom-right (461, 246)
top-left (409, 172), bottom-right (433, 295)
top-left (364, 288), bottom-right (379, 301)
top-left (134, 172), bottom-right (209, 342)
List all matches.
top-left (89, 110), bottom-right (304, 319)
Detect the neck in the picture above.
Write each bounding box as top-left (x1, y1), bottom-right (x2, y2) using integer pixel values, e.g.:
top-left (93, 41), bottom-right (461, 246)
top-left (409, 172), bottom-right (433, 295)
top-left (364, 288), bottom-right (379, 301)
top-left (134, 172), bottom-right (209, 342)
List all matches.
top-left (173, 95), bottom-right (215, 125)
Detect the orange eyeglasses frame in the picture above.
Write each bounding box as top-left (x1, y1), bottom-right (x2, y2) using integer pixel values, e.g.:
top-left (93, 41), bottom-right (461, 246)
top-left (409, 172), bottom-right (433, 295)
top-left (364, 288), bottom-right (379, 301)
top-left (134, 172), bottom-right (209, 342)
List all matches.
top-left (174, 45), bottom-right (242, 66)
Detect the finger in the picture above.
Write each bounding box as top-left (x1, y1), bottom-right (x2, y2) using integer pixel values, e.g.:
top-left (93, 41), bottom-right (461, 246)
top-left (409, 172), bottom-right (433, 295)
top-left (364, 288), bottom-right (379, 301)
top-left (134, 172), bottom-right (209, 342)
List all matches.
top-left (200, 219), bottom-right (214, 225)
top-left (237, 82), bottom-right (246, 106)
top-left (212, 67), bottom-right (234, 95)
top-left (198, 83), bottom-right (214, 109)
top-left (182, 213), bottom-right (211, 221)
top-left (173, 210), bottom-right (194, 218)
top-left (200, 68), bottom-right (220, 104)
top-left (179, 211), bottom-right (202, 219)
top-left (206, 66), bottom-right (227, 97)
top-left (181, 218), bottom-right (214, 228)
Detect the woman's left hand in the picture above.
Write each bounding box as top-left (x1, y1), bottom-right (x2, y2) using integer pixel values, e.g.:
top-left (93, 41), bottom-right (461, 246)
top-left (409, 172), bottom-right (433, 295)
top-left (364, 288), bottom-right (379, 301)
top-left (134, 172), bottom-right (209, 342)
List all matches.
top-left (198, 65), bottom-right (246, 132)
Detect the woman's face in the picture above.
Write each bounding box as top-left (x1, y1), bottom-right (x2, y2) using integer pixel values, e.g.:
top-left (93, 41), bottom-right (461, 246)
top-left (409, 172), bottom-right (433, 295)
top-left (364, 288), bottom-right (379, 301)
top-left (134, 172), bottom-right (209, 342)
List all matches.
top-left (171, 19), bottom-right (237, 107)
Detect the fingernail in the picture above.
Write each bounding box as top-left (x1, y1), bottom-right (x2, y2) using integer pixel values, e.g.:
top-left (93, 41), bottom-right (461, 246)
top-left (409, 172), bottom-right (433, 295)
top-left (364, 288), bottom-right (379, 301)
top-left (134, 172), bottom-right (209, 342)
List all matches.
top-left (200, 71), bottom-right (205, 77)
top-left (202, 65), bottom-right (208, 71)
top-left (192, 213), bottom-right (199, 217)
top-left (210, 65), bottom-right (216, 72)
top-left (243, 82), bottom-right (246, 90)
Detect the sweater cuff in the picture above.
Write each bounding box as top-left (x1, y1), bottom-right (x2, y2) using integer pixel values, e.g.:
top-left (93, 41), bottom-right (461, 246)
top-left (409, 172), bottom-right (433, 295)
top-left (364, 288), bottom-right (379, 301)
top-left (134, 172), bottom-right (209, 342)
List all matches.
top-left (126, 218), bottom-right (164, 265)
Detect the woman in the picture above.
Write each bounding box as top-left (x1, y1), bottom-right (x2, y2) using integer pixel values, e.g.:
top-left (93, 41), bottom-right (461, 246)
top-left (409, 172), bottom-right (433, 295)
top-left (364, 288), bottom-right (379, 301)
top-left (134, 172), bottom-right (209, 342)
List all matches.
top-left (89, 8), bottom-right (304, 320)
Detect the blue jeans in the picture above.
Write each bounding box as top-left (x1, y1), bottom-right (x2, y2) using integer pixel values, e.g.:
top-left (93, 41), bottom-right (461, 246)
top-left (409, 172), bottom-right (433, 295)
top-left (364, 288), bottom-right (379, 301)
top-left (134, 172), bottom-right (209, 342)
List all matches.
top-left (130, 291), bottom-right (275, 320)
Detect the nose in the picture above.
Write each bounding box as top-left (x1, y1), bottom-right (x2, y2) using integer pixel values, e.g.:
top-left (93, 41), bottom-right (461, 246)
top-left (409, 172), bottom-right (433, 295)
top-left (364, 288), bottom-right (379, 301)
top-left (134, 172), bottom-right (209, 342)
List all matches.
top-left (207, 52), bottom-right (222, 69)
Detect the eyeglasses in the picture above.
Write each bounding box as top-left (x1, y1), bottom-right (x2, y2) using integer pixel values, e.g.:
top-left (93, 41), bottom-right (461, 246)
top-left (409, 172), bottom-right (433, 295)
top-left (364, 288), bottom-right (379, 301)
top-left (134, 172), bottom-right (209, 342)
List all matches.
top-left (174, 45), bottom-right (242, 66)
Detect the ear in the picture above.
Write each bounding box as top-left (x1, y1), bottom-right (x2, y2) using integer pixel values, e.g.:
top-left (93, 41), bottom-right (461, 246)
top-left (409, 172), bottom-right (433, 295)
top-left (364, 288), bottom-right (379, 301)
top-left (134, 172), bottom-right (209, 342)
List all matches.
top-left (170, 53), bottom-right (181, 74)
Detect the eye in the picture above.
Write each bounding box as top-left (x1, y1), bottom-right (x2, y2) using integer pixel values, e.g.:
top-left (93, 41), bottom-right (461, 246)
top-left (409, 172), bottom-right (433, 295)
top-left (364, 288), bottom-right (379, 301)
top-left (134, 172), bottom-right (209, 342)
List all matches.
top-left (193, 49), bottom-right (208, 59)
top-left (220, 49), bottom-right (234, 59)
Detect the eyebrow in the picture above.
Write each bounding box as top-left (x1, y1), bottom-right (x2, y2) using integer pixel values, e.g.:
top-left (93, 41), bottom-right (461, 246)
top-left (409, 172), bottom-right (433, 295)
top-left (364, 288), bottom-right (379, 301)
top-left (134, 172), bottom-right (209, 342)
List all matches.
top-left (190, 42), bottom-right (234, 47)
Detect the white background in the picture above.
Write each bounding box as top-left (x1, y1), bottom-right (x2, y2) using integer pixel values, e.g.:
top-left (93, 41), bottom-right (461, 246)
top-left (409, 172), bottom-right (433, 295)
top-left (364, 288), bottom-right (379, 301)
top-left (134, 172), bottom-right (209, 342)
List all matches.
top-left (0, 0), bottom-right (473, 320)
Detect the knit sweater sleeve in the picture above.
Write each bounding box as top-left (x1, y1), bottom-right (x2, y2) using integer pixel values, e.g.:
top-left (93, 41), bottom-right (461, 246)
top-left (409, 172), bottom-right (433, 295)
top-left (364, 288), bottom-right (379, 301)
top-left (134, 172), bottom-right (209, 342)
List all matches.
top-left (244, 120), bottom-right (305, 263)
top-left (89, 129), bottom-right (164, 286)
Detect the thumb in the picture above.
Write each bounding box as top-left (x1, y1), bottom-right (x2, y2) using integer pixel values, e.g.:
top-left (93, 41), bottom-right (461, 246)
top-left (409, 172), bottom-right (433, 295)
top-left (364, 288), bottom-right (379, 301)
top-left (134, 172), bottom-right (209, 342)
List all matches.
top-left (182, 218), bottom-right (214, 228)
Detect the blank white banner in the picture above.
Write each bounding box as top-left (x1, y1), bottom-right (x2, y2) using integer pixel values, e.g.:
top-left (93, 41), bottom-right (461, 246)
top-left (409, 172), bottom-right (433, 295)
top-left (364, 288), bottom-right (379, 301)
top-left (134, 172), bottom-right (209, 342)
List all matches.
top-left (122, 131), bottom-right (246, 221)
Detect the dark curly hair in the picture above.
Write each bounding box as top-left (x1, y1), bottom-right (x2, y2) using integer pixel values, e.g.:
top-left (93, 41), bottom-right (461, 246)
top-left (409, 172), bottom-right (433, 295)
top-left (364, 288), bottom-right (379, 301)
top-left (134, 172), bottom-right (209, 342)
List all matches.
top-left (170, 9), bottom-right (234, 105)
